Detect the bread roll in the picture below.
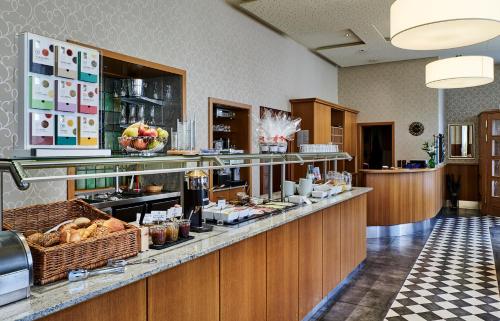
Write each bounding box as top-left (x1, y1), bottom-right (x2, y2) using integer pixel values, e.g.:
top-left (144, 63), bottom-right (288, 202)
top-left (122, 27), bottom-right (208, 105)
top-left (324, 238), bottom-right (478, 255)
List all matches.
top-left (83, 223), bottom-right (97, 239)
top-left (73, 217), bottom-right (91, 228)
top-left (91, 225), bottom-right (109, 238)
top-left (91, 219), bottom-right (107, 227)
top-left (69, 230), bottom-right (81, 243)
top-left (59, 230), bottom-right (72, 244)
top-left (103, 218), bottom-right (125, 233)
top-left (27, 232), bottom-right (44, 245)
top-left (40, 232), bottom-right (60, 247)
top-left (58, 223), bottom-right (78, 232)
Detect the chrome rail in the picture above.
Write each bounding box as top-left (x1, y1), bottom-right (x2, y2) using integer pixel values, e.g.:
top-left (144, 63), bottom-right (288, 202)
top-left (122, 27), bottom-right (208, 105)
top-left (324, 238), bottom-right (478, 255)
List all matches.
top-left (8, 152), bottom-right (352, 185)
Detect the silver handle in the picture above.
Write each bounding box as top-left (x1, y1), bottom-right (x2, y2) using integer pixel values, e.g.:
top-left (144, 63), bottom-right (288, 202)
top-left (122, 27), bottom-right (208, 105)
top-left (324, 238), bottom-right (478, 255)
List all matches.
top-left (68, 266), bottom-right (125, 282)
top-left (89, 266), bottom-right (125, 277)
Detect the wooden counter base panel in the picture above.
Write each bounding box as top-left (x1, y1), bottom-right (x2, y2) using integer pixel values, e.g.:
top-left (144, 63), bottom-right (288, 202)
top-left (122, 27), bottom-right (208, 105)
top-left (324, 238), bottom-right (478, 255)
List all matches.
top-left (39, 194), bottom-right (368, 321)
top-left (363, 167), bottom-right (445, 226)
top-left (40, 280), bottom-right (146, 321)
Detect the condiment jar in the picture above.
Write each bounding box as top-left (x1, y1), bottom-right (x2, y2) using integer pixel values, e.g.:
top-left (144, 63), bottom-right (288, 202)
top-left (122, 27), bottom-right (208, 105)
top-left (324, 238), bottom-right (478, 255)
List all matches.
top-left (178, 219), bottom-right (190, 238)
top-left (150, 225), bottom-right (166, 246)
top-left (164, 221), bottom-right (179, 242)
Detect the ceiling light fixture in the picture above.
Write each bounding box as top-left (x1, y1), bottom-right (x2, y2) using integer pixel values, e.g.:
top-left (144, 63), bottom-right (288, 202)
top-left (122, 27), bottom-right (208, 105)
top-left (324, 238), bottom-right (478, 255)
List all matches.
top-left (425, 56), bottom-right (494, 89)
top-left (390, 0), bottom-right (500, 50)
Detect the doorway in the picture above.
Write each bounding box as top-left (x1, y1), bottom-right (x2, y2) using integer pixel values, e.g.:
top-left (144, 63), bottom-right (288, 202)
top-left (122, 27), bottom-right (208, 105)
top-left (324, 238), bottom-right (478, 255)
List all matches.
top-left (358, 122), bottom-right (395, 169)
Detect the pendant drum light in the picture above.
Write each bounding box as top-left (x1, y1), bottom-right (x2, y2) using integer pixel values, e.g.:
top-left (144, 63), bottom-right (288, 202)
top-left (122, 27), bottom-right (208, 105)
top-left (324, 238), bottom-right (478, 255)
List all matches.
top-left (391, 0), bottom-right (500, 50)
top-left (425, 56), bottom-right (494, 89)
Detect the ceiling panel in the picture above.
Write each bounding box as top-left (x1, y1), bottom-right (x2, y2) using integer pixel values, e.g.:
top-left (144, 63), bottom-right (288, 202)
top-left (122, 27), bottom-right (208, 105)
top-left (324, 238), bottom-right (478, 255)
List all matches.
top-left (231, 0), bottom-right (500, 67)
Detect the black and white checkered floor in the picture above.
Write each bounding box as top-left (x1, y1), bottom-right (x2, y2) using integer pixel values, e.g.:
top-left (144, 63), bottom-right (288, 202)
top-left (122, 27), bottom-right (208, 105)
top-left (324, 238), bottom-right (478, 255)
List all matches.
top-left (385, 216), bottom-right (500, 321)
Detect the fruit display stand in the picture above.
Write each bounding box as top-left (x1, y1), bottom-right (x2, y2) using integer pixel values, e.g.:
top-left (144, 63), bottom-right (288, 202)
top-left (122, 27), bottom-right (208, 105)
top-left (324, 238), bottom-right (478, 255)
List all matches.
top-left (66, 42), bottom-right (186, 199)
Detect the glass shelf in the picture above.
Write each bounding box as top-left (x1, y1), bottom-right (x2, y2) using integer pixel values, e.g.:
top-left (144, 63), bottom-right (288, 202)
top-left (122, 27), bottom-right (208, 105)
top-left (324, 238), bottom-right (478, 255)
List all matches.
top-left (0, 152), bottom-right (352, 188)
top-left (118, 96), bottom-right (166, 106)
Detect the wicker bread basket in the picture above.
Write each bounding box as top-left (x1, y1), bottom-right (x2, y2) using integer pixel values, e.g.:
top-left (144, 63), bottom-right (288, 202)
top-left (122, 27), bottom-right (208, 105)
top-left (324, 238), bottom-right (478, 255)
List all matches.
top-left (2, 199), bottom-right (140, 285)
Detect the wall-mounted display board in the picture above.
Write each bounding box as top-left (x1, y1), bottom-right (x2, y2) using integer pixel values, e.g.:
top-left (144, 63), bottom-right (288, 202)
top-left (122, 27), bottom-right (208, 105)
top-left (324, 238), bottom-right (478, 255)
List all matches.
top-left (16, 32), bottom-right (110, 157)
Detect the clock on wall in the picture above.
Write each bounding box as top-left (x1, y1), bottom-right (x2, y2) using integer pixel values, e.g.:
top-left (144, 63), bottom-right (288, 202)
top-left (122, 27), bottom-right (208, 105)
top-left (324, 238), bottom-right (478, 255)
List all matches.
top-left (409, 122), bottom-right (424, 136)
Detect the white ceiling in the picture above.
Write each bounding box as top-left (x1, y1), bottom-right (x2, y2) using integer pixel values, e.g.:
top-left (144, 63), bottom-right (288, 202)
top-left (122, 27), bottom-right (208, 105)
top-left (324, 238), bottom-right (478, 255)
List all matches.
top-left (230, 0), bottom-right (500, 67)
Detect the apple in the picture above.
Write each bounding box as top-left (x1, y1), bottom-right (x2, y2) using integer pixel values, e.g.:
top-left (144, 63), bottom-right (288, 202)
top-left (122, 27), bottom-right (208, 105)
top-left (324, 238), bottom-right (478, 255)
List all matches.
top-left (143, 128), bottom-right (158, 137)
top-left (120, 138), bottom-right (131, 148)
top-left (138, 124), bottom-right (147, 136)
top-left (147, 140), bottom-right (161, 150)
top-left (133, 138), bottom-right (148, 150)
top-left (157, 128), bottom-right (169, 139)
top-left (122, 127), bottom-right (139, 137)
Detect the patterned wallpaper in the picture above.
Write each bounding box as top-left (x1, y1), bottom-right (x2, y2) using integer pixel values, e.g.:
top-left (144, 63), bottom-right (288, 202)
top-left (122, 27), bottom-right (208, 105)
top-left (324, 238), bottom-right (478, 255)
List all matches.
top-left (0, 0), bottom-right (339, 208)
top-left (444, 65), bottom-right (500, 164)
top-left (338, 58), bottom-right (441, 161)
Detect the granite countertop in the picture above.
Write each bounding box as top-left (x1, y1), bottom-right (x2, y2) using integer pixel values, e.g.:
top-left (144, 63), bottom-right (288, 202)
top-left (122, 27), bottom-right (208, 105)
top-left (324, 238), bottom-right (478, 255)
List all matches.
top-left (1, 187), bottom-right (372, 321)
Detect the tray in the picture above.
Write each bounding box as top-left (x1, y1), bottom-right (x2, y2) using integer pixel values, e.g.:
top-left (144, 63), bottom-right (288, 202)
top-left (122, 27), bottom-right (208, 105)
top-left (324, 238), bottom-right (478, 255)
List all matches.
top-left (149, 235), bottom-right (195, 250)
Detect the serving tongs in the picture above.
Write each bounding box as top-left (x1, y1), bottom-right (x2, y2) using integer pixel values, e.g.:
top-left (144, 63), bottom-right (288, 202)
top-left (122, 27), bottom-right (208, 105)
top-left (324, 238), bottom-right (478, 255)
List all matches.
top-left (68, 266), bottom-right (125, 282)
top-left (107, 258), bottom-right (157, 267)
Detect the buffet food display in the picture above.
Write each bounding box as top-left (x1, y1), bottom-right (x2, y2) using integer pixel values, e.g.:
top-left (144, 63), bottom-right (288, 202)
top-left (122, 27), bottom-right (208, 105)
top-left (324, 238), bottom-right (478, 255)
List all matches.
top-left (3, 199), bottom-right (139, 285)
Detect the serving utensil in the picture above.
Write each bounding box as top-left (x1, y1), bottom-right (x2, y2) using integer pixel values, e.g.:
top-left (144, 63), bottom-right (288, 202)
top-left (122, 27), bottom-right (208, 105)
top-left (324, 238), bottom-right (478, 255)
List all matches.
top-left (107, 258), bottom-right (157, 268)
top-left (68, 266), bottom-right (125, 282)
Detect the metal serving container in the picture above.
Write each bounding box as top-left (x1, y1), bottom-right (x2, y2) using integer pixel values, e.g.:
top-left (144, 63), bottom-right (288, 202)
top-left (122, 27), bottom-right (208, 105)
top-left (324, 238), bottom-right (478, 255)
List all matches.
top-left (184, 170), bottom-right (209, 190)
top-left (0, 231), bottom-right (33, 306)
top-left (127, 78), bottom-right (146, 97)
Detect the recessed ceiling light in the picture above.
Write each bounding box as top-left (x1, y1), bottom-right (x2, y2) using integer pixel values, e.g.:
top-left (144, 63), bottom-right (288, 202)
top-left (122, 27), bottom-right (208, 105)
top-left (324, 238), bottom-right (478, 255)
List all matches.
top-left (345, 33), bottom-right (351, 38)
top-left (425, 56), bottom-right (494, 89)
top-left (390, 0), bottom-right (500, 50)
top-left (358, 49), bottom-right (366, 53)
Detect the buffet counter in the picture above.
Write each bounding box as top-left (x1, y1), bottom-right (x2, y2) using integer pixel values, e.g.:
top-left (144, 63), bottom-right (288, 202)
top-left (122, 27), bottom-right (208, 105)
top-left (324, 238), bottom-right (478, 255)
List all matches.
top-left (1, 187), bottom-right (371, 321)
top-left (360, 166), bottom-right (445, 233)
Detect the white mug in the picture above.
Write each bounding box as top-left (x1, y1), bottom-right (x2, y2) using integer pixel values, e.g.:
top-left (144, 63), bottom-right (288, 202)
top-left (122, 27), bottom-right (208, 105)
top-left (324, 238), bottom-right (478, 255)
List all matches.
top-left (283, 180), bottom-right (296, 197)
top-left (297, 178), bottom-right (313, 196)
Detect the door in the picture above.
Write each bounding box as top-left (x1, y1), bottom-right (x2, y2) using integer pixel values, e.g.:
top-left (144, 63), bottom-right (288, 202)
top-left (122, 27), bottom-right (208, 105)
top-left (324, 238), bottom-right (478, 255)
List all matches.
top-left (488, 114), bottom-right (500, 212)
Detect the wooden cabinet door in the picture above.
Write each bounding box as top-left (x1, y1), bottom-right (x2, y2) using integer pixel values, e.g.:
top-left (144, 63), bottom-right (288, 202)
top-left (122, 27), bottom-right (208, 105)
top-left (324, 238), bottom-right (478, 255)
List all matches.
top-left (343, 111), bottom-right (357, 156)
top-left (148, 252), bottom-right (219, 321)
top-left (340, 195), bottom-right (367, 279)
top-left (323, 204), bottom-right (341, 296)
top-left (220, 234), bottom-right (267, 321)
top-left (487, 113), bottom-right (500, 214)
top-left (40, 280), bottom-right (147, 321)
top-left (313, 103), bottom-right (332, 144)
top-left (298, 211), bottom-right (323, 320)
top-left (267, 221), bottom-right (299, 321)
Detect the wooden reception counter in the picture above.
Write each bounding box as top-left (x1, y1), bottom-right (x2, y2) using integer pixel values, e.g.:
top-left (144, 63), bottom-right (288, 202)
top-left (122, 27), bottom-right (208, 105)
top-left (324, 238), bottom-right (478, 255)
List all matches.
top-left (360, 166), bottom-right (445, 228)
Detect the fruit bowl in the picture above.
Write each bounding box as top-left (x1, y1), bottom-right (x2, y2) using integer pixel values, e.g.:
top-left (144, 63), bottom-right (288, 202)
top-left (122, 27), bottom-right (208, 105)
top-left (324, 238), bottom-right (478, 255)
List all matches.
top-left (118, 136), bottom-right (167, 154)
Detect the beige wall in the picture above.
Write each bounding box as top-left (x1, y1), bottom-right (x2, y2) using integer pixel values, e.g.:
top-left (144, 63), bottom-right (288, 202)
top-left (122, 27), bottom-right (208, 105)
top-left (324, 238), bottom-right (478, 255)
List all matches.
top-left (444, 65), bottom-right (500, 164)
top-left (0, 0), bottom-right (339, 208)
top-left (339, 58), bottom-right (441, 161)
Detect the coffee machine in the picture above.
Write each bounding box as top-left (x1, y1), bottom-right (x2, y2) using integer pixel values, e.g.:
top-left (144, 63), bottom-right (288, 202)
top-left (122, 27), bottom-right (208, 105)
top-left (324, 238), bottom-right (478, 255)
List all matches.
top-left (183, 170), bottom-right (212, 232)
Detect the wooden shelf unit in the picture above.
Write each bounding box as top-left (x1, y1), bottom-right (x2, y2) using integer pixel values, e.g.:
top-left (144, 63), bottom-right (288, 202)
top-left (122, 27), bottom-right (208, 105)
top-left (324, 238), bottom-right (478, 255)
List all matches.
top-left (290, 98), bottom-right (358, 182)
top-left (208, 97), bottom-right (252, 201)
top-left (66, 42), bottom-right (186, 200)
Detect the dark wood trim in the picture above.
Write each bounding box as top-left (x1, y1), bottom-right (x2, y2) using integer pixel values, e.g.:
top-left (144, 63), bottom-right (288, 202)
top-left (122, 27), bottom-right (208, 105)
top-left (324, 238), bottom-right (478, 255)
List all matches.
top-left (357, 122), bottom-right (396, 169)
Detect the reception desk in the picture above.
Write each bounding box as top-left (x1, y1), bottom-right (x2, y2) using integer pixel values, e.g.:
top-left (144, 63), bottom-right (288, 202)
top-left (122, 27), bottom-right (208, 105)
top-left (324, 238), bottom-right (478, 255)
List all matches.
top-left (360, 166), bottom-right (445, 236)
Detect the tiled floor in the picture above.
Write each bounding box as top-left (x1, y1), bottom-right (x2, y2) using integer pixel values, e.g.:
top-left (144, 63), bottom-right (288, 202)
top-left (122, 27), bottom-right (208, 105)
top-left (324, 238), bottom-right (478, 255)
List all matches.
top-left (314, 209), bottom-right (500, 321)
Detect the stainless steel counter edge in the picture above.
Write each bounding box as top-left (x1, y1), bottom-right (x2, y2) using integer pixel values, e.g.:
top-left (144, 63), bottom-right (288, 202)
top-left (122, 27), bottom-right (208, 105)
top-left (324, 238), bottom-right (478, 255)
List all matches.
top-left (1, 187), bottom-right (372, 321)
